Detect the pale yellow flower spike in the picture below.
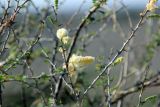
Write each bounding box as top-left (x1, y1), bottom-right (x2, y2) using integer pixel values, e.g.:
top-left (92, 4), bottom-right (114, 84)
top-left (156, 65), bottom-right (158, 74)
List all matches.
top-left (65, 54), bottom-right (95, 77)
top-left (146, 0), bottom-right (158, 11)
top-left (68, 63), bottom-right (76, 77)
top-left (69, 54), bottom-right (95, 68)
top-left (56, 28), bottom-right (71, 44)
top-left (62, 36), bottom-right (71, 44)
top-left (58, 47), bottom-right (65, 53)
top-left (79, 56), bottom-right (95, 65)
top-left (56, 28), bottom-right (68, 40)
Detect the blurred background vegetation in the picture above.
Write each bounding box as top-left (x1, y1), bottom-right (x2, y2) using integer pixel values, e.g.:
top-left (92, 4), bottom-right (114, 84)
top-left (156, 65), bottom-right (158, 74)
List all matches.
top-left (0, 0), bottom-right (160, 107)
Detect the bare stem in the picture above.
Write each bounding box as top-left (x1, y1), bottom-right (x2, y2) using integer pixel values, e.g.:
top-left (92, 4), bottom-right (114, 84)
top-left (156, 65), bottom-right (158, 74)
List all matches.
top-left (82, 10), bottom-right (148, 98)
top-left (66, 0), bottom-right (106, 63)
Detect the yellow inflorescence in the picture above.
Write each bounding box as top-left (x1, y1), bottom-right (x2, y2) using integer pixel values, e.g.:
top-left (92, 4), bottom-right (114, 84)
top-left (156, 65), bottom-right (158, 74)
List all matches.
top-left (63, 63), bottom-right (76, 77)
top-left (64, 54), bottom-right (95, 77)
top-left (146, 0), bottom-right (158, 11)
top-left (56, 28), bottom-right (71, 44)
top-left (62, 36), bottom-right (71, 44)
top-left (69, 54), bottom-right (95, 68)
top-left (58, 47), bottom-right (65, 53)
top-left (57, 28), bottom-right (95, 77)
top-left (56, 28), bottom-right (68, 40)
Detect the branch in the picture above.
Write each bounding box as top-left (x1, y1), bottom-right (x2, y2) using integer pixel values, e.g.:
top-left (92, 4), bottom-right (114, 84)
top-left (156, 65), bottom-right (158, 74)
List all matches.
top-left (111, 72), bottom-right (160, 104)
top-left (66, 0), bottom-right (106, 63)
top-left (4, 21), bottom-right (44, 72)
top-left (82, 10), bottom-right (148, 98)
top-left (0, 0), bottom-right (30, 35)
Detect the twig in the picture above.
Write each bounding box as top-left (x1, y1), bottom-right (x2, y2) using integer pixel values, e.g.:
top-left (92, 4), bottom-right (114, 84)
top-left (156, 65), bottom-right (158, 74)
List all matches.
top-left (136, 65), bottom-right (150, 107)
top-left (115, 4), bottom-right (134, 90)
top-left (111, 71), bottom-right (160, 104)
top-left (66, 0), bottom-right (106, 63)
top-left (4, 21), bottom-right (44, 72)
top-left (0, 82), bottom-right (2, 107)
top-left (106, 67), bottom-right (111, 107)
top-left (1, 78), bottom-right (48, 105)
top-left (21, 62), bottom-right (27, 107)
top-left (66, 0), bottom-right (85, 27)
top-left (39, 43), bottom-right (56, 71)
top-left (0, 0), bottom-right (30, 35)
top-left (22, 84), bottom-right (27, 107)
top-left (82, 10), bottom-right (148, 98)
top-left (50, 39), bottom-right (58, 74)
top-left (0, 30), bottom-right (10, 56)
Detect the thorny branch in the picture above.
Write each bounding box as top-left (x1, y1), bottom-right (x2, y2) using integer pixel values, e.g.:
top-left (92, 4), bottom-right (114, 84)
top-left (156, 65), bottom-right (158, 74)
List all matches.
top-left (111, 71), bottom-right (160, 104)
top-left (66, 0), bottom-right (106, 63)
top-left (0, 0), bottom-right (160, 106)
top-left (3, 20), bottom-right (44, 72)
top-left (82, 10), bottom-right (148, 98)
top-left (0, 0), bottom-right (30, 35)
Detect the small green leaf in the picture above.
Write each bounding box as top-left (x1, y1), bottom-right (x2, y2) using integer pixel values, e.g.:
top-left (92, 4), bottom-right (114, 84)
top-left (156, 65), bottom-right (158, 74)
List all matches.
top-left (92, 0), bottom-right (97, 4)
top-left (54, 0), bottom-right (58, 10)
top-left (40, 72), bottom-right (49, 80)
top-left (22, 76), bottom-right (27, 82)
top-left (55, 67), bottom-right (64, 73)
top-left (147, 14), bottom-right (160, 19)
top-left (47, 16), bottom-right (58, 25)
top-left (112, 57), bottom-right (124, 66)
top-left (144, 95), bottom-right (157, 104)
top-left (0, 74), bottom-right (5, 82)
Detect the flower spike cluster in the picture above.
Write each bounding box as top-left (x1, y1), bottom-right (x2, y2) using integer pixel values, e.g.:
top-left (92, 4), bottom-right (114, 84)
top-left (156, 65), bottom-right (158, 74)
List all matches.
top-left (56, 28), bottom-right (71, 44)
top-left (63, 54), bottom-right (95, 77)
top-left (146, 0), bottom-right (158, 11)
top-left (57, 28), bottom-right (95, 77)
